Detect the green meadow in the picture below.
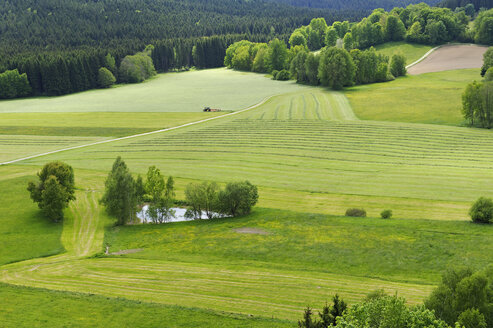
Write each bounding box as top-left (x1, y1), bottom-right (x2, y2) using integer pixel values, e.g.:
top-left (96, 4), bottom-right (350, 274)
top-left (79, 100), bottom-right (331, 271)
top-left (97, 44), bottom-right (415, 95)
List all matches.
top-left (1, 51), bottom-right (491, 326)
top-left (0, 283), bottom-right (292, 328)
top-left (0, 68), bottom-right (306, 113)
top-left (345, 69), bottom-right (479, 125)
top-left (374, 41), bottom-right (433, 64)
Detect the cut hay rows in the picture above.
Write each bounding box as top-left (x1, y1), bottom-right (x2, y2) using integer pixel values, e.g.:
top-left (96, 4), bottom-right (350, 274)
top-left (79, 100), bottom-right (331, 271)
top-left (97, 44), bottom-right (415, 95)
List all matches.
top-left (1, 257), bottom-right (434, 321)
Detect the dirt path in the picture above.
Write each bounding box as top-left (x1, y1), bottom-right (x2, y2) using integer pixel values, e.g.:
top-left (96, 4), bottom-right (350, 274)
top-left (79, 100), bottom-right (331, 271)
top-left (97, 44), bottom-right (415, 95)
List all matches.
top-left (408, 44), bottom-right (487, 75)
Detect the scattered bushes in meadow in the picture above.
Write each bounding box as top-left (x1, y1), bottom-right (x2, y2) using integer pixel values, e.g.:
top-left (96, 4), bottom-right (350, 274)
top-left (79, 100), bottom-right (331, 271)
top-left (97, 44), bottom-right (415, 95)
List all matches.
top-left (380, 209), bottom-right (393, 219)
top-left (27, 162), bottom-right (76, 222)
top-left (345, 208), bottom-right (367, 217)
top-left (469, 197), bottom-right (493, 223)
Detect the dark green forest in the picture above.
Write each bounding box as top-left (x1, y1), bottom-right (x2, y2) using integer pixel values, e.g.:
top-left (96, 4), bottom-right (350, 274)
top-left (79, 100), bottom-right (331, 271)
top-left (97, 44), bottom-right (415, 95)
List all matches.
top-left (265, 0), bottom-right (439, 10)
top-left (0, 0), bottom-right (371, 97)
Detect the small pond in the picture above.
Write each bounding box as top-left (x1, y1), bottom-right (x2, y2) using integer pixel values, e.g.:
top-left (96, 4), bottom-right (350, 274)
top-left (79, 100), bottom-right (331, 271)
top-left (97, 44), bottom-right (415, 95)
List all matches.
top-left (137, 205), bottom-right (222, 223)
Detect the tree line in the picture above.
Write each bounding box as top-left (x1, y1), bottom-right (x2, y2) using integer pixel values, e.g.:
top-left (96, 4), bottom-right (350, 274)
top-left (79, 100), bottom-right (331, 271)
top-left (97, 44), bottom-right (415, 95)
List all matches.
top-left (225, 26), bottom-right (407, 90)
top-left (265, 0), bottom-right (439, 10)
top-left (299, 265), bottom-right (493, 327)
top-left (289, 3), bottom-right (475, 52)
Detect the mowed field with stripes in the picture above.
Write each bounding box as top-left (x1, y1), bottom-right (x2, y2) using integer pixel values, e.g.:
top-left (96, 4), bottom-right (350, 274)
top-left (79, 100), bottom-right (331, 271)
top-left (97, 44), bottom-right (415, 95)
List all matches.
top-left (1, 52), bottom-right (493, 326)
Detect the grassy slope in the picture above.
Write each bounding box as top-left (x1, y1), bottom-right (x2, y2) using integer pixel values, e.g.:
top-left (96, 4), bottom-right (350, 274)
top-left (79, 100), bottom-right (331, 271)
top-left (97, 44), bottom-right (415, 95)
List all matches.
top-left (0, 112), bottom-right (223, 137)
top-left (374, 41), bottom-right (433, 65)
top-left (0, 169), bottom-right (64, 266)
top-left (345, 69), bottom-right (479, 125)
top-left (0, 283), bottom-right (292, 328)
top-left (0, 68), bottom-right (307, 113)
top-left (105, 208), bottom-right (493, 285)
top-left (26, 89), bottom-right (493, 220)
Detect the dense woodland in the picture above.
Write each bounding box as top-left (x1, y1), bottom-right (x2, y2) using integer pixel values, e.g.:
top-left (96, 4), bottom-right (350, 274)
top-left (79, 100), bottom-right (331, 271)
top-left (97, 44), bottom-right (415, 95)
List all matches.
top-left (439, 0), bottom-right (493, 10)
top-left (0, 0), bottom-right (491, 99)
top-left (0, 0), bottom-right (371, 98)
top-left (266, 0), bottom-right (439, 10)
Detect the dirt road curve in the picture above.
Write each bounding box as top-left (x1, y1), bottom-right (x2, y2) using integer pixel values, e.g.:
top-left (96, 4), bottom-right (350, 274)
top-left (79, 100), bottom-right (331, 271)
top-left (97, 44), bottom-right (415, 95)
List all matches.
top-left (408, 44), bottom-right (488, 75)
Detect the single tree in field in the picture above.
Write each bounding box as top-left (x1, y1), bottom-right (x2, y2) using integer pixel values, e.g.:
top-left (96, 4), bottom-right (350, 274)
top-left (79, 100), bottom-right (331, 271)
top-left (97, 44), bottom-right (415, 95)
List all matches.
top-left (27, 161), bottom-right (75, 222)
top-left (100, 157), bottom-right (137, 225)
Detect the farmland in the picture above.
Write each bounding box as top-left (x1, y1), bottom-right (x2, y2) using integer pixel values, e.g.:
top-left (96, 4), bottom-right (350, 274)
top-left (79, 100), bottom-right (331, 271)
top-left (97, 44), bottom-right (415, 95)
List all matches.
top-left (1, 42), bottom-right (492, 327)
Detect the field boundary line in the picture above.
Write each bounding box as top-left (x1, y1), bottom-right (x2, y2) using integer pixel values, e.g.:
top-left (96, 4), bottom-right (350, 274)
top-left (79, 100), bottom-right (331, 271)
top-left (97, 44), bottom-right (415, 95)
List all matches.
top-left (0, 96), bottom-right (276, 166)
top-left (406, 46), bottom-right (440, 69)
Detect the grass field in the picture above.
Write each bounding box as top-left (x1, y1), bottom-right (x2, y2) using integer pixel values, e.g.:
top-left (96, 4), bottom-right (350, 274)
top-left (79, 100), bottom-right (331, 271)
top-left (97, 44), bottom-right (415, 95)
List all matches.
top-left (345, 69), bottom-right (479, 125)
top-left (0, 173), bottom-right (64, 266)
top-left (0, 68), bottom-right (307, 113)
top-left (0, 112), bottom-right (223, 137)
top-left (22, 89), bottom-right (493, 220)
top-left (0, 283), bottom-right (292, 328)
top-left (374, 41), bottom-right (433, 65)
top-left (1, 66), bottom-right (492, 326)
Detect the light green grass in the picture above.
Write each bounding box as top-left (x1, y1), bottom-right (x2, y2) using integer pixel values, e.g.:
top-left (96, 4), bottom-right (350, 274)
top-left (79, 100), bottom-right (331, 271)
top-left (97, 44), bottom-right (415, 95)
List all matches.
top-left (0, 112), bottom-right (223, 137)
top-left (104, 208), bottom-right (493, 285)
top-left (24, 90), bottom-right (493, 220)
top-left (0, 170), bottom-right (64, 265)
top-left (345, 69), bottom-right (480, 125)
top-left (374, 41), bottom-right (433, 65)
top-left (0, 283), bottom-right (292, 328)
top-left (0, 134), bottom-right (108, 163)
top-left (0, 68), bottom-right (307, 113)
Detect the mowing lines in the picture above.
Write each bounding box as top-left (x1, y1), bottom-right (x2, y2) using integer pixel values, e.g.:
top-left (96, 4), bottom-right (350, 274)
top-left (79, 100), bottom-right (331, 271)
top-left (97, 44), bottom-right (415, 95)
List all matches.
top-left (0, 257), bottom-right (434, 321)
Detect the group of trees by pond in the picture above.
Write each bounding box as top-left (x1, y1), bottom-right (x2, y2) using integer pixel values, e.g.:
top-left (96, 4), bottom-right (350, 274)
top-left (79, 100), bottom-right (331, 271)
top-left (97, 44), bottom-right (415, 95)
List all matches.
top-left (100, 157), bottom-right (259, 225)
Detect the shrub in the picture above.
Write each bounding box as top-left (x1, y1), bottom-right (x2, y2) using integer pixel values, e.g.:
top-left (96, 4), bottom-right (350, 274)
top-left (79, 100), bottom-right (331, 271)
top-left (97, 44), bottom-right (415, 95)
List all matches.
top-left (97, 67), bottom-right (116, 88)
top-left (469, 197), bottom-right (493, 223)
top-left (390, 54), bottom-right (407, 77)
top-left (345, 208), bottom-right (366, 217)
top-left (484, 67), bottom-right (493, 82)
top-left (380, 209), bottom-right (392, 219)
top-left (271, 70), bottom-right (279, 79)
top-left (275, 69), bottom-right (290, 81)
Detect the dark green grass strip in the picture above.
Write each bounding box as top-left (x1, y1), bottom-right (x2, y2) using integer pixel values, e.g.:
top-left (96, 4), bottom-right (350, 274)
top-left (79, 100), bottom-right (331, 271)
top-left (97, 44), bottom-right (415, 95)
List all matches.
top-left (0, 283), bottom-right (293, 328)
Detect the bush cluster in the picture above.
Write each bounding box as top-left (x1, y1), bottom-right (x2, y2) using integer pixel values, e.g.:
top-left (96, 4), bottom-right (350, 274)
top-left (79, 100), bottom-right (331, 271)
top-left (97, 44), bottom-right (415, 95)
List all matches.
top-left (345, 208), bottom-right (367, 217)
top-left (185, 181), bottom-right (259, 219)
